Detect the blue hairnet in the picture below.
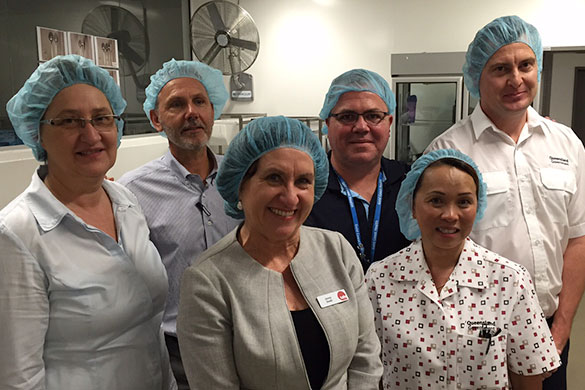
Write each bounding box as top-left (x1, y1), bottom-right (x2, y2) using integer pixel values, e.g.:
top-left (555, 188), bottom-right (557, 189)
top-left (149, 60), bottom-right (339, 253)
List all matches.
top-left (143, 59), bottom-right (228, 127)
top-left (319, 69), bottom-right (396, 135)
top-left (6, 55), bottom-right (126, 162)
top-left (217, 116), bottom-right (328, 219)
top-left (396, 149), bottom-right (487, 241)
top-left (464, 15), bottom-right (543, 98)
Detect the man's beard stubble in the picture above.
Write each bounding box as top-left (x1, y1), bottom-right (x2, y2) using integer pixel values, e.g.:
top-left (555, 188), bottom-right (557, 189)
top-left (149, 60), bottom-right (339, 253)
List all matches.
top-left (162, 117), bottom-right (211, 152)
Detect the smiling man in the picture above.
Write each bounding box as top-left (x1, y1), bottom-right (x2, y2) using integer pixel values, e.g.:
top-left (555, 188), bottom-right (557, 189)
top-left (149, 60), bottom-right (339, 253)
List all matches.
top-left (305, 69), bottom-right (410, 270)
top-left (426, 16), bottom-right (585, 390)
top-left (118, 59), bottom-right (239, 389)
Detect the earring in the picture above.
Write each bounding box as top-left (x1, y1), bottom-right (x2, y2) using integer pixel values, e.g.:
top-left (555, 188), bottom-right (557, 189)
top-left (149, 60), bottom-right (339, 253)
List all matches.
top-left (236, 201), bottom-right (243, 210)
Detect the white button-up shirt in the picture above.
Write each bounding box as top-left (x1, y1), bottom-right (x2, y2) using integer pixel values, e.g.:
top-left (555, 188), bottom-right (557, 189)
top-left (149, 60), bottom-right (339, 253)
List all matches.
top-left (0, 169), bottom-right (175, 389)
top-left (366, 238), bottom-right (560, 390)
top-left (426, 106), bottom-right (585, 317)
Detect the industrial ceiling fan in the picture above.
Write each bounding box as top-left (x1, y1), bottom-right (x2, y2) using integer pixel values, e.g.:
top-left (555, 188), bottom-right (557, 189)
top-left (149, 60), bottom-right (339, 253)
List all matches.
top-left (191, 0), bottom-right (260, 99)
top-left (82, 5), bottom-right (150, 92)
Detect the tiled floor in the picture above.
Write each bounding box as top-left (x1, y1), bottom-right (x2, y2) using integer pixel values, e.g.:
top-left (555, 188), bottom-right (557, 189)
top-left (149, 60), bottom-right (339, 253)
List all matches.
top-left (567, 296), bottom-right (585, 389)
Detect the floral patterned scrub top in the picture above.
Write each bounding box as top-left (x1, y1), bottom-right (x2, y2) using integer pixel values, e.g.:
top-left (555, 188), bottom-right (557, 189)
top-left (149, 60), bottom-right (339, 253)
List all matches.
top-left (365, 238), bottom-right (560, 390)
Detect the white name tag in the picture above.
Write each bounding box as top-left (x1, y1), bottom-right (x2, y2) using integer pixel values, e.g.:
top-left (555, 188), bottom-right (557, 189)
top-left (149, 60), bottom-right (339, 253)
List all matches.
top-left (316, 289), bottom-right (349, 308)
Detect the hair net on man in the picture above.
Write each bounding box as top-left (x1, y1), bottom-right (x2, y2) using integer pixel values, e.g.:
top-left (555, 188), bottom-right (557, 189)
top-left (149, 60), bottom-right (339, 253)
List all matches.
top-left (143, 59), bottom-right (228, 127)
top-left (396, 149), bottom-right (488, 241)
top-left (319, 69), bottom-right (396, 134)
top-left (6, 54), bottom-right (126, 162)
top-left (463, 15), bottom-right (543, 98)
top-left (217, 116), bottom-right (329, 219)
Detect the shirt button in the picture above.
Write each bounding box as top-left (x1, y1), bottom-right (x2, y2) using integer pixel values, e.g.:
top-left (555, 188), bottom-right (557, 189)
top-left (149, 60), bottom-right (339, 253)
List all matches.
top-left (207, 220), bottom-right (213, 225)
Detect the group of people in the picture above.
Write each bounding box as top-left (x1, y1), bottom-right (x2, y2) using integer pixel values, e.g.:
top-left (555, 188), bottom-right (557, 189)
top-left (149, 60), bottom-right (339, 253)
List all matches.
top-left (1, 14), bottom-right (583, 390)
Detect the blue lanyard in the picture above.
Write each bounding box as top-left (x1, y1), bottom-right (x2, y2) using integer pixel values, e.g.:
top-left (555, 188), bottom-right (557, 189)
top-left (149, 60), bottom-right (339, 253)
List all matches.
top-left (335, 171), bottom-right (383, 264)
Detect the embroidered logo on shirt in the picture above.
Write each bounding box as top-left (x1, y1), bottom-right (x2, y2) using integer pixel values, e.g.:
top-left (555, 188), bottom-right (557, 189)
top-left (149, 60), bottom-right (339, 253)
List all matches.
top-left (549, 156), bottom-right (569, 166)
top-left (466, 320), bottom-right (496, 331)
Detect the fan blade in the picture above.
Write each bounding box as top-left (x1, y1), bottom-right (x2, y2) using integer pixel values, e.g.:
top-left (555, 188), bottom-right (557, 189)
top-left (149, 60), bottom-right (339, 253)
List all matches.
top-left (124, 56), bottom-right (142, 88)
top-left (207, 2), bottom-right (226, 31)
top-left (111, 6), bottom-right (120, 31)
top-left (202, 42), bottom-right (222, 64)
top-left (239, 50), bottom-right (254, 70)
top-left (229, 38), bottom-right (257, 52)
top-left (108, 29), bottom-right (131, 42)
top-left (119, 41), bottom-right (144, 65)
top-left (225, 14), bottom-right (248, 35)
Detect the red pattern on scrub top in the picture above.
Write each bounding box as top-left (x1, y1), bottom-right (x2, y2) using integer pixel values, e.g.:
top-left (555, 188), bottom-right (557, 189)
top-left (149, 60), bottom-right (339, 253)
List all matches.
top-left (365, 238), bottom-right (560, 390)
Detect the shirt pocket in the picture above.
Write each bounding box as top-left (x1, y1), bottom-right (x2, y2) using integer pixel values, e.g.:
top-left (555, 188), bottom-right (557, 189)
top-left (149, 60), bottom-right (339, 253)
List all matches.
top-left (474, 171), bottom-right (512, 231)
top-left (539, 168), bottom-right (576, 223)
top-left (540, 168), bottom-right (576, 193)
top-left (456, 333), bottom-right (508, 390)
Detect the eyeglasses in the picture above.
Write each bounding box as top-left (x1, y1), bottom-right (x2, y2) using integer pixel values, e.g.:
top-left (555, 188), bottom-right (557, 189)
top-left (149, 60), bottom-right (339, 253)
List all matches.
top-left (329, 110), bottom-right (389, 125)
top-left (40, 114), bottom-right (120, 132)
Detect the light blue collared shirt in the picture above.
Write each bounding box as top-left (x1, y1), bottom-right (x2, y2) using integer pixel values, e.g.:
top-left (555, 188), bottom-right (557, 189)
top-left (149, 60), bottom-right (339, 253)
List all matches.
top-left (0, 168), bottom-right (175, 389)
top-left (337, 170), bottom-right (387, 218)
top-left (119, 149), bottom-right (240, 336)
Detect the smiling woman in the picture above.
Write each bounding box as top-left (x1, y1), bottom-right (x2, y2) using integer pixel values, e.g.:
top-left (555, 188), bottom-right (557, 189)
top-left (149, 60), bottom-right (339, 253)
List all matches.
top-left (40, 84), bottom-right (120, 196)
top-left (366, 149), bottom-right (561, 390)
top-left (0, 55), bottom-right (176, 390)
top-left (238, 148), bottom-right (315, 248)
top-left (177, 116), bottom-right (383, 390)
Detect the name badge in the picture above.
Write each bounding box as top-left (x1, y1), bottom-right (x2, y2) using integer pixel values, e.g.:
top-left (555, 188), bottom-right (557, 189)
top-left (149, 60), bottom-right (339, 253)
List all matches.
top-left (317, 289), bottom-right (349, 308)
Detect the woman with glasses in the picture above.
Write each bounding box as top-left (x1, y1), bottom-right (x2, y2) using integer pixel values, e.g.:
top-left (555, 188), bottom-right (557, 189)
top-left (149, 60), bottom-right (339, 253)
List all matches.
top-left (0, 55), bottom-right (176, 390)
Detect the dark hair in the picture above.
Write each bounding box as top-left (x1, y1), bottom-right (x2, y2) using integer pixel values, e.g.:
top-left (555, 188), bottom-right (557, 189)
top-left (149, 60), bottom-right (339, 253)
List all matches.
top-left (240, 159), bottom-right (259, 190)
top-left (413, 157), bottom-right (480, 200)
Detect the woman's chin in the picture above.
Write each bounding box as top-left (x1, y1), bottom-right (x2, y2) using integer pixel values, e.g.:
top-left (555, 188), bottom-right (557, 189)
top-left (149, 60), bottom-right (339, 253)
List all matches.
top-left (266, 224), bottom-right (302, 242)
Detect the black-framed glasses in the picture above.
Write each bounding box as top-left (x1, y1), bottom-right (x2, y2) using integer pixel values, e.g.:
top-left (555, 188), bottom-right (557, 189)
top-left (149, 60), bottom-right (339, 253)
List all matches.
top-left (329, 110), bottom-right (389, 125)
top-left (40, 114), bottom-right (121, 132)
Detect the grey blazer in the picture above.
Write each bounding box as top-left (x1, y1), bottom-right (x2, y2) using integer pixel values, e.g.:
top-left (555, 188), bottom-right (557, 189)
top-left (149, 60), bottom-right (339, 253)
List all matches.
top-left (177, 226), bottom-right (382, 389)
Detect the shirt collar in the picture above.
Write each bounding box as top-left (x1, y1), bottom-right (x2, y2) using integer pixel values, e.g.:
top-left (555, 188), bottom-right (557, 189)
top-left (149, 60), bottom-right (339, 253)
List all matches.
top-left (469, 104), bottom-right (494, 139)
top-left (449, 238), bottom-right (490, 290)
top-left (26, 168), bottom-right (132, 232)
top-left (385, 240), bottom-right (427, 282)
top-left (327, 151), bottom-right (387, 197)
top-left (337, 170), bottom-right (387, 202)
top-left (470, 104), bottom-right (546, 141)
top-left (162, 148), bottom-right (220, 182)
top-left (526, 105), bottom-right (547, 133)
top-left (387, 238), bottom-right (489, 290)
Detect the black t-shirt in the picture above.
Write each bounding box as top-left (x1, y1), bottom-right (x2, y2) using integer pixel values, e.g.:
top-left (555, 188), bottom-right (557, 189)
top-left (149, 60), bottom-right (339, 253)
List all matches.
top-left (290, 308), bottom-right (330, 389)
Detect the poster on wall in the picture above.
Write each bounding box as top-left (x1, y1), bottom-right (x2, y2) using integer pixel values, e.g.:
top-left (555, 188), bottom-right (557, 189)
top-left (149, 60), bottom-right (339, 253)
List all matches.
top-left (107, 69), bottom-right (120, 86)
top-left (36, 27), bottom-right (120, 77)
top-left (36, 26), bottom-right (66, 62)
top-left (95, 37), bottom-right (119, 68)
top-left (67, 32), bottom-right (95, 61)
